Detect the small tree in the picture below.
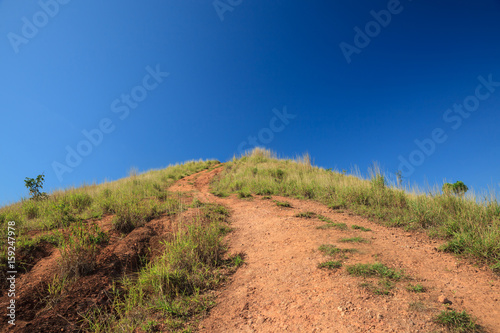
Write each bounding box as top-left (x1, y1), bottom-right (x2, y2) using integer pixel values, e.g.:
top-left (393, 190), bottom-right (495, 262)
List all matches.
top-left (24, 173), bottom-right (48, 200)
top-left (442, 181), bottom-right (468, 197)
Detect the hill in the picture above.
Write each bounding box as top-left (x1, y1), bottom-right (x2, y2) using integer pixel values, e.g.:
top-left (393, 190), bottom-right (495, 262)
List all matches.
top-left (0, 149), bottom-right (499, 332)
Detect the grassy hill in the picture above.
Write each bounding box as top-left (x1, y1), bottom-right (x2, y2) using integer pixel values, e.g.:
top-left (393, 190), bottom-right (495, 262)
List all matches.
top-left (210, 148), bottom-right (500, 270)
top-left (0, 149), bottom-right (498, 331)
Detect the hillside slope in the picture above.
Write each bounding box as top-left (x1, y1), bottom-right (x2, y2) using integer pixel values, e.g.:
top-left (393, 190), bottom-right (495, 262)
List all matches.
top-left (174, 166), bottom-right (499, 332)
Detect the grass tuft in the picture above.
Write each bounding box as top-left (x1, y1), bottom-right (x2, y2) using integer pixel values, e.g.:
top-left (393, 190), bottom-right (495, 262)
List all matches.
top-left (351, 225), bottom-right (372, 232)
top-left (318, 260), bottom-right (342, 269)
top-left (274, 200), bottom-right (291, 208)
top-left (434, 310), bottom-right (482, 332)
top-left (339, 237), bottom-right (369, 243)
top-left (346, 262), bottom-right (403, 280)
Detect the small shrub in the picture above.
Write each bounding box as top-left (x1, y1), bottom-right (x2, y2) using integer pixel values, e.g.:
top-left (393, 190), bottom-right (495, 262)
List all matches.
top-left (442, 181), bottom-right (469, 197)
top-left (24, 173), bottom-right (48, 201)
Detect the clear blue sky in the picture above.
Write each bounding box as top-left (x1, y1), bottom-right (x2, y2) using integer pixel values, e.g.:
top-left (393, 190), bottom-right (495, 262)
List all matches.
top-left (1, 0), bottom-right (500, 206)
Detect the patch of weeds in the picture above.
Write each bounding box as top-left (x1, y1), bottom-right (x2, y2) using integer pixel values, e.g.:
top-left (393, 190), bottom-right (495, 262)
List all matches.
top-left (318, 260), bottom-right (342, 270)
top-left (318, 244), bottom-right (341, 256)
top-left (295, 211), bottom-right (316, 218)
top-left (408, 301), bottom-right (428, 312)
top-left (47, 201), bottom-right (77, 229)
top-left (434, 310), bottom-right (482, 332)
top-left (316, 222), bottom-right (348, 230)
top-left (274, 200), bottom-right (291, 208)
top-left (351, 225), bottom-right (372, 232)
top-left (230, 253), bottom-right (245, 267)
top-left (218, 225), bottom-right (232, 235)
top-left (211, 190), bottom-right (229, 198)
top-left (22, 200), bottom-right (40, 219)
top-left (67, 192), bottom-right (93, 212)
top-left (361, 279), bottom-right (394, 295)
top-left (346, 262), bottom-right (404, 280)
top-left (58, 222), bottom-right (108, 278)
top-left (317, 215), bottom-right (332, 223)
top-left (491, 261), bottom-right (500, 275)
top-left (406, 283), bottom-right (426, 293)
top-left (339, 237), bottom-right (369, 243)
top-left (45, 274), bottom-right (71, 308)
top-left (190, 198), bottom-right (204, 208)
top-left (261, 195), bottom-right (272, 200)
top-left (238, 191), bottom-right (253, 199)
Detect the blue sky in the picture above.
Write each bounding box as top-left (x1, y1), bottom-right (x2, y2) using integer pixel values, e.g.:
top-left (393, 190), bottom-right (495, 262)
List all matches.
top-left (1, 0), bottom-right (499, 205)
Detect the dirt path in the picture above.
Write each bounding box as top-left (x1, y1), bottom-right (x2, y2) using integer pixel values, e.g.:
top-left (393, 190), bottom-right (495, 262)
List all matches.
top-left (172, 167), bottom-right (500, 333)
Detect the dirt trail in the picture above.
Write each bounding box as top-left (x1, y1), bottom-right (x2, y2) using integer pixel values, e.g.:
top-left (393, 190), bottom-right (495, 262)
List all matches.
top-left (172, 167), bottom-right (500, 333)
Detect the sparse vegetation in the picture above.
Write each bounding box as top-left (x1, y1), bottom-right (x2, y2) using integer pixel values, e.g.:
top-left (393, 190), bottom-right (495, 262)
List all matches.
top-left (274, 200), bottom-right (291, 208)
top-left (351, 225), bottom-right (371, 232)
top-left (295, 211), bottom-right (316, 218)
top-left (435, 309), bottom-right (482, 332)
top-left (339, 237), bottom-right (369, 243)
top-left (360, 279), bottom-right (394, 295)
top-left (318, 244), bottom-right (341, 256)
top-left (316, 215), bottom-right (348, 230)
top-left (58, 221), bottom-right (108, 278)
top-left (318, 260), bottom-right (342, 269)
top-left (346, 262), bottom-right (404, 280)
top-left (85, 203), bottom-right (235, 331)
top-left (406, 283), bottom-right (426, 293)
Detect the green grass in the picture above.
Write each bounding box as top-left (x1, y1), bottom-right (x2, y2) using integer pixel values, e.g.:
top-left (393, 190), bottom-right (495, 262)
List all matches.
top-left (434, 310), bottom-right (482, 332)
top-left (318, 260), bottom-right (342, 269)
top-left (295, 211), bottom-right (316, 218)
top-left (210, 148), bottom-right (500, 267)
top-left (316, 215), bottom-right (348, 230)
top-left (339, 237), bottom-right (369, 243)
top-left (351, 225), bottom-right (372, 232)
top-left (58, 221), bottom-right (109, 278)
top-left (406, 283), bottom-right (426, 293)
top-left (274, 200), bottom-right (291, 208)
top-left (346, 262), bottom-right (404, 280)
top-left (83, 203), bottom-right (235, 331)
top-left (318, 244), bottom-right (341, 256)
top-left (238, 191), bottom-right (253, 199)
top-left (360, 279), bottom-right (394, 295)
